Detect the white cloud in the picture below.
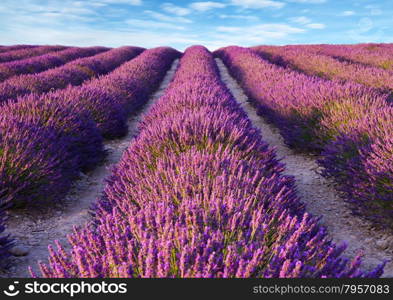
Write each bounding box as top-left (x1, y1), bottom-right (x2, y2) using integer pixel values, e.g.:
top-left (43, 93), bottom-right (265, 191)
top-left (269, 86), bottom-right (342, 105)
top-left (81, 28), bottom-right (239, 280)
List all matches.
top-left (287, 0), bottom-right (326, 3)
top-left (217, 26), bottom-right (242, 33)
top-left (0, 24), bottom-right (200, 50)
top-left (207, 23), bottom-right (305, 49)
top-left (92, 0), bottom-right (142, 5)
top-left (189, 2), bottom-right (226, 12)
top-left (340, 10), bottom-right (355, 16)
top-left (370, 8), bottom-right (382, 16)
top-left (230, 0), bottom-right (285, 9)
top-left (4, 0), bottom-right (392, 51)
top-left (289, 16), bottom-right (311, 24)
top-left (219, 23), bottom-right (303, 33)
top-left (161, 3), bottom-right (191, 16)
top-left (144, 10), bottom-right (192, 23)
top-left (219, 14), bottom-right (259, 21)
top-left (5, 12), bottom-right (95, 25)
top-left (289, 16), bottom-right (326, 30)
top-left (358, 17), bottom-right (373, 32)
top-left (126, 19), bottom-right (185, 30)
top-left (364, 5), bottom-right (382, 16)
top-left (306, 23), bottom-right (325, 29)
top-left (345, 26), bottom-right (393, 44)
top-left (0, 0), bottom-right (100, 25)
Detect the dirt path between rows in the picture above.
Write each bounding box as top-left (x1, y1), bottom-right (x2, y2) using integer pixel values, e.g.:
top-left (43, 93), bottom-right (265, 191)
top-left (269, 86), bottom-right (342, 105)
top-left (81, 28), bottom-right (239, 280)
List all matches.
top-left (216, 58), bottom-right (393, 277)
top-left (0, 59), bottom-right (179, 278)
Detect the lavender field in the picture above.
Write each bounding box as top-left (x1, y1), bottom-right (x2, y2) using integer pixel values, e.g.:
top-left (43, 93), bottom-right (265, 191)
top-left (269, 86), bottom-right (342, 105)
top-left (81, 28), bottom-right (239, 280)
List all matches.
top-left (0, 43), bottom-right (392, 278)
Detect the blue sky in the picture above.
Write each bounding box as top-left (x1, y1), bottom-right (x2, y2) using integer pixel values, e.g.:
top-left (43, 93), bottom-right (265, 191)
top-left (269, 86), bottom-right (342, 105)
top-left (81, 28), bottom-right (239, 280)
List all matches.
top-left (0, 0), bottom-right (392, 50)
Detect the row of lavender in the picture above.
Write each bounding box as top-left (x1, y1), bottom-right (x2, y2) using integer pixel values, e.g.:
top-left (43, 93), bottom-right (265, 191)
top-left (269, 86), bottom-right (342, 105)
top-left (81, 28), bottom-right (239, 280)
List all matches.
top-left (0, 45), bottom-right (67, 64)
top-left (35, 46), bottom-right (383, 278)
top-left (285, 44), bottom-right (393, 71)
top-left (0, 46), bottom-right (121, 104)
top-left (216, 46), bottom-right (393, 228)
top-left (0, 47), bottom-right (180, 266)
top-left (0, 46), bottom-right (112, 82)
top-left (0, 45), bottom-right (38, 54)
top-left (252, 45), bottom-right (393, 97)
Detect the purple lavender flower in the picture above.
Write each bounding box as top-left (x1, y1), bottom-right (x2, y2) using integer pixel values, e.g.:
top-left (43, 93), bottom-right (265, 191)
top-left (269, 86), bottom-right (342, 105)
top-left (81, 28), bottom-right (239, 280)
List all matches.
top-left (0, 117), bottom-right (77, 207)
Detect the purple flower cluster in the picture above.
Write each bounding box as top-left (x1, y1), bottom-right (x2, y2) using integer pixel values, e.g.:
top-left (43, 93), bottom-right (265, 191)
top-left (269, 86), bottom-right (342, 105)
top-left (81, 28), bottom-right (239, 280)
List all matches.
top-left (215, 46), bottom-right (393, 228)
top-left (35, 46), bottom-right (384, 278)
top-left (0, 46), bottom-right (130, 104)
top-left (0, 47), bottom-right (178, 210)
top-left (252, 45), bottom-right (393, 95)
top-left (0, 114), bottom-right (81, 207)
top-left (0, 46), bottom-right (112, 82)
top-left (0, 45), bottom-right (67, 64)
top-left (2, 93), bottom-right (103, 172)
top-left (319, 110), bottom-right (393, 225)
top-left (0, 45), bottom-right (38, 54)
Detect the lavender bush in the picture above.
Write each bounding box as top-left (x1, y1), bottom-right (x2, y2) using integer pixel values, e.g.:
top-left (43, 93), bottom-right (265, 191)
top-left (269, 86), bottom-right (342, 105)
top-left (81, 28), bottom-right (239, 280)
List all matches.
top-left (52, 86), bottom-right (128, 139)
top-left (35, 46), bottom-right (384, 278)
top-left (319, 109), bottom-right (393, 226)
top-left (1, 93), bottom-right (104, 172)
top-left (0, 117), bottom-right (76, 207)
